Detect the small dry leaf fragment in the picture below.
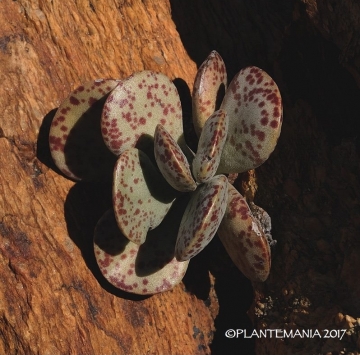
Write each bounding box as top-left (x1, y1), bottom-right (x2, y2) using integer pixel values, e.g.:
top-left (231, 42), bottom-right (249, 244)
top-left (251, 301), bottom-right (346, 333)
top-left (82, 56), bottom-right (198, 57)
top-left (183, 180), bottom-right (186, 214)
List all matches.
top-left (102, 71), bottom-right (183, 156)
top-left (154, 124), bottom-right (197, 192)
top-left (217, 184), bottom-right (271, 282)
top-left (113, 147), bottom-right (176, 245)
top-left (175, 175), bottom-right (228, 261)
top-left (218, 66), bottom-right (283, 173)
top-left (192, 51), bottom-right (227, 136)
top-left (94, 209), bottom-right (189, 295)
top-left (192, 109), bottom-right (228, 183)
top-left (49, 79), bottom-right (119, 180)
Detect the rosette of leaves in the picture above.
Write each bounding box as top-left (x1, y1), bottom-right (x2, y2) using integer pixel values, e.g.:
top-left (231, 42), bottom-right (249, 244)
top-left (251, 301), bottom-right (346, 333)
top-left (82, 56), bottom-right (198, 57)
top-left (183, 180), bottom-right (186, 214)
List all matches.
top-left (192, 51), bottom-right (283, 283)
top-left (49, 51), bottom-right (282, 295)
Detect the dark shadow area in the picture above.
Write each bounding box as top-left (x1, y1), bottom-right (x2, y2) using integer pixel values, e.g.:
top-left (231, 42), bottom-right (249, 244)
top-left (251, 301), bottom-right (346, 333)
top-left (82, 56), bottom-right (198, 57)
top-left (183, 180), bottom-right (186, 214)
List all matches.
top-left (182, 246), bottom-right (212, 301)
top-left (173, 77), bottom-right (198, 152)
top-left (135, 196), bottom-right (189, 276)
top-left (279, 5), bottom-right (360, 150)
top-left (64, 181), bottom-right (148, 301)
top-left (37, 99), bottom-right (118, 183)
top-left (211, 266), bottom-right (255, 355)
top-left (170, 0), bottom-right (360, 354)
top-left (36, 108), bottom-right (69, 178)
top-left (65, 182), bottom-right (190, 300)
top-left (183, 234), bottom-right (255, 355)
top-left (93, 197), bottom-right (190, 287)
top-left (171, 0), bottom-right (359, 153)
top-left (170, 0), bottom-right (294, 76)
top-left (215, 83), bottom-right (226, 111)
top-left (60, 94), bottom-right (117, 181)
top-left (137, 150), bottom-right (178, 203)
top-left (134, 133), bottom-right (156, 162)
top-left (94, 209), bottom-right (131, 255)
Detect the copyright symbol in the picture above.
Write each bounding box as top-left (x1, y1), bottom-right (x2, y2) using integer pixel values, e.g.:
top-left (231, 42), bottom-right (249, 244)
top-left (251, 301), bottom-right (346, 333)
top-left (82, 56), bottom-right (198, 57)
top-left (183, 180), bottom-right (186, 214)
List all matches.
top-left (225, 329), bottom-right (236, 338)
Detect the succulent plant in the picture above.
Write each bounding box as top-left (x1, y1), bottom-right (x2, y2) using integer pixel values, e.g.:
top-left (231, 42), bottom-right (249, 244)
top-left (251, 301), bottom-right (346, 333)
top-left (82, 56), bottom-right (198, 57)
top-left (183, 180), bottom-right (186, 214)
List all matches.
top-left (49, 51), bottom-right (282, 295)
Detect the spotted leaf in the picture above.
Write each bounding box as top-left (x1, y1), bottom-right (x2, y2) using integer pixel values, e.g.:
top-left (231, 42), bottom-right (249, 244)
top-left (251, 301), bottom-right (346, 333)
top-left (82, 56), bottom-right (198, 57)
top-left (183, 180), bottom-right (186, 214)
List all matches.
top-left (94, 208), bottom-right (189, 295)
top-left (175, 175), bottom-right (228, 261)
top-left (217, 66), bottom-right (283, 173)
top-left (113, 148), bottom-right (177, 245)
top-left (217, 184), bottom-right (271, 282)
top-left (49, 79), bottom-right (119, 180)
top-left (192, 109), bottom-right (228, 183)
top-left (154, 124), bottom-right (197, 192)
top-left (102, 71), bottom-right (183, 156)
top-left (192, 51), bottom-right (227, 136)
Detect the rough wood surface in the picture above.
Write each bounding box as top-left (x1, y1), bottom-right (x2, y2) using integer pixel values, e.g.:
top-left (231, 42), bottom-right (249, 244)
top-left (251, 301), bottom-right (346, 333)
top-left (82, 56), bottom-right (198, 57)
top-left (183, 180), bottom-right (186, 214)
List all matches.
top-left (0, 1), bottom-right (217, 355)
top-left (1, 0), bottom-right (360, 354)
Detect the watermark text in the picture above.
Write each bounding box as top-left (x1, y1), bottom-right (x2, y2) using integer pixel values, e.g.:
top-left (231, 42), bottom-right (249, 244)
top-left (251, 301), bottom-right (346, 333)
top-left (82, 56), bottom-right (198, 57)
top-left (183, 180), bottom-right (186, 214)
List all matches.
top-left (225, 329), bottom-right (346, 340)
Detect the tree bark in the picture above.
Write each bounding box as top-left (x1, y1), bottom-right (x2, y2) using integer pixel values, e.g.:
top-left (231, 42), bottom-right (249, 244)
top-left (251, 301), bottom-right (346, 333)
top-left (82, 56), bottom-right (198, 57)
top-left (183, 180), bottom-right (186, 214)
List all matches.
top-left (1, 0), bottom-right (360, 354)
top-left (0, 1), bottom-right (215, 354)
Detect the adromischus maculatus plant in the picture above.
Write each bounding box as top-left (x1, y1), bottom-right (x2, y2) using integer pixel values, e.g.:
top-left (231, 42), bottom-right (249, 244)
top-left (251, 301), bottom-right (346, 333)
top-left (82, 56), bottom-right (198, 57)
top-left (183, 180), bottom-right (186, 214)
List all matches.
top-left (49, 51), bottom-right (283, 295)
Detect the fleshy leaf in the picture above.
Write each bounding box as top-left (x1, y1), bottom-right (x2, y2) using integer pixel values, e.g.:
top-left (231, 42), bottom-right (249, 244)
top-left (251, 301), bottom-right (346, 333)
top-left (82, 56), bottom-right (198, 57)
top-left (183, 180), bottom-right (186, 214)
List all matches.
top-left (192, 109), bottom-right (228, 183)
top-left (94, 208), bottom-right (189, 295)
top-left (175, 175), bottom-right (228, 261)
top-left (113, 147), bottom-right (177, 245)
top-left (101, 71), bottom-right (183, 156)
top-left (49, 79), bottom-right (119, 180)
top-left (192, 51), bottom-right (227, 136)
top-left (217, 66), bottom-right (283, 173)
top-left (154, 124), bottom-right (197, 192)
top-left (217, 184), bottom-right (271, 282)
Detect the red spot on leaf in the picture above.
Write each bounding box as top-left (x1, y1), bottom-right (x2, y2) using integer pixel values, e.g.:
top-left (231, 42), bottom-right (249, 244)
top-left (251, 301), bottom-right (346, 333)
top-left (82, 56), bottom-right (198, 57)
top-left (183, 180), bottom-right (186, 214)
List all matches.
top-left (69, 96), bottom-right (80, 105)
top-left (260, 117), bottom-right (269, 126)
top-left (88, 97), bottom-right (97, 106)
top-left (270, 120), bottom-right (279, 128)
